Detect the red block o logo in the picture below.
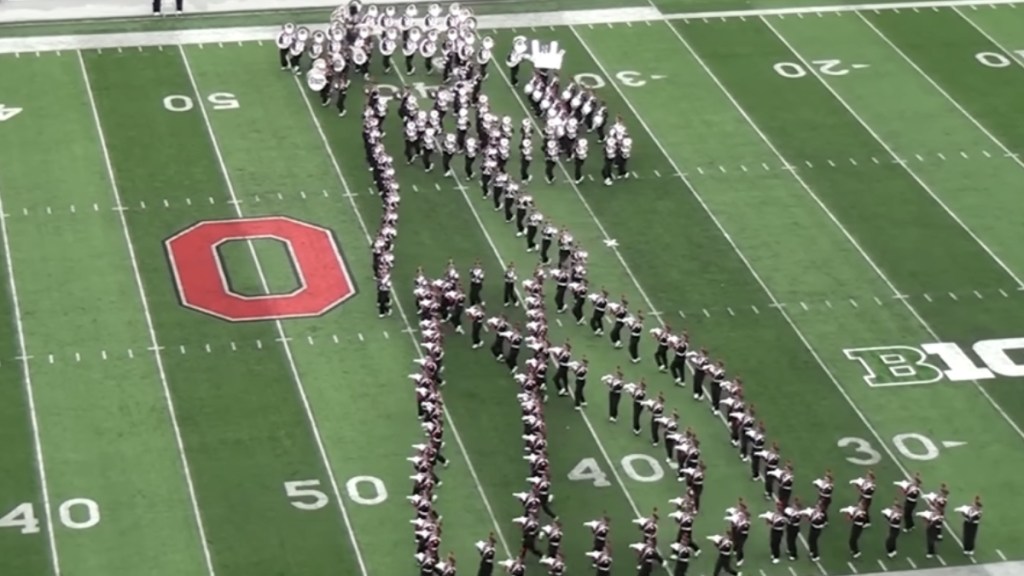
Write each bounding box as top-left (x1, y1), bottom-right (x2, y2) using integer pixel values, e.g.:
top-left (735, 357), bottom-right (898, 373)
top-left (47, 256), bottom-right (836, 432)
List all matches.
top-left (165, 216), bottom-right (356, 322)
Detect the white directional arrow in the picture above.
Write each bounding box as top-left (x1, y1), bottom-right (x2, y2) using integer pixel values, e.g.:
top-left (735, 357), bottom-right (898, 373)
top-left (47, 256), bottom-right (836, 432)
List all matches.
top-left (650, 75), bottom-right (668, 80)
top-left (851, 64), bottom-right (871, 70)
top-left (0, 104), bottom-right (23, 122)
top-left (603, 238), bottom-right (619, 248)
top-left (941, 440), bottom-right (967, 449)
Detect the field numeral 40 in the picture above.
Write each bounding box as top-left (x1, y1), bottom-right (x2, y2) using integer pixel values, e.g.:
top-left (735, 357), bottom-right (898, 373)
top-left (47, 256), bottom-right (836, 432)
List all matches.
top-left (284, 477), bottom-right (388, 509)
top-left (0, 498), bottom-right (101, 534)
top-left (975, 51), bottom-right (1024, 68)
top-left (568, 454), bottom-right (667, 487)
top-left (163, 92), bottom-right (240, 112)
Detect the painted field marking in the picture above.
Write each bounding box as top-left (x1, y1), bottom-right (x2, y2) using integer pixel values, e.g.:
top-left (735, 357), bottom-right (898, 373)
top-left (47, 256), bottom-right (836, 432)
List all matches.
top-left (859, 12), bottom-right (1024, 188)
top-left (0, 180), bottom-right (60, 573)
top-left (178, 45), bottom-right (367, 576)
top-left (762, 17), bottom-right (1024, 454)
top-left (292, 74), bottom-right (514, 558)
top-left (76, 49), bottom-right (216, 576)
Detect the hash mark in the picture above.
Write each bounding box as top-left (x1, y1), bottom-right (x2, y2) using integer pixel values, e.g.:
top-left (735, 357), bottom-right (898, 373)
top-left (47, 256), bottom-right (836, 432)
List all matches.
top-left (827, 159), bottom-right (836, 167)
top-left (718, 166), bottom-right (727, 173)
top-left (697, 167), bottom-right (705, 175)
top-left (825, 300), bottom-right (832, 308)
top-left (256, 339), bottom-right (263, 349)
top-left (907, 558), bottom-right (917, 569)
top-left (275, 337), bottom-right (292, 343)
top-left (805, 160), bottom-right (813, 168)
top-left (179, 345), bottom-right (186, 354)
top-left (101, 350), bottom-right (107, 360)
top-left (974, 290), bottom-right (983, 299)
top-left (872, 157), bottom-right (879, 164)
top-left (230, 341), bottom-right (237, 351)
top-left (983, 150), bottom-right (992, 158)
top-left (307, 336), bottom-right (314, 345)
top-left (949, 292), bottom-right (958, 301)
top-left (208, 197), bottom-right (215, 204)
top-left (999, 289), bottom-right (1009, 297)
top-left (997, 550), bottom-right (1007, 561)
top-left (877, 560), bottom-right (887, 572)
top-left (204, 344), bottom-right (211, 353)
top-left (300, 190), bottom-right (307, 199)
top-left (915, 154), bottom-right (924, 162)
top-left (185, 198), bottom-right (191, 205)
top-left (48, 354), bottom-right (54, 364)
top-left (936, 555), bottom-right (946, 566)
top-left (678, 310), bottom-right (686, 319)
top-left (751, 305), bottom-right (759, 314)
top-left (22, 208), bottom-right (28, 216)
top-left (127, 349), bottom-right (134, 358)
top-left (46, 207), bottom-right (52, 215)
top-left (850, 299), bottom-right (859, 308)
top-left (847, 562), bottom-right (858, 574)
top-left (139, 200), bottom-right (146, 209)
top-left (961, 151), bottom-right (969, 159)
top-left (556, 318), bottom-right (564, 326)
top-left (874, 296), bottom-right (883, 306)
top-left (383, 331), bottom-right (390, 339)
top-left (322, 189), bottom-right (330, 197)
top-left (762, 162), bottom-right (770, 171)
top-left (435, 183), bottom-right (441, 191)
top-left (740, 165), bottom-right (748, 172)
top-left (331, 334), bottom-right (339, 344)
top-left (70, 205), bottom-right (76, 213)
top-left (727, 307), bottom-right (735, 316)
top-left (163, 199), bottom-right (169, 207)
top-left (849, 158), bottom-right (857, 166)
top-left (654, 170), bottom-right (662, 177)
top-left (924, 293), bottom-right (932, 302)
top-left (937, 152), bottom-right (946, 160)
top-left (357, 333), bottom-right (364, 342)
top-left (75, 352), bottom-right (81, 362)
top-left (702, 308), bottom-right (710, 318)
top-left (800, 302), bottom-right (809, 311)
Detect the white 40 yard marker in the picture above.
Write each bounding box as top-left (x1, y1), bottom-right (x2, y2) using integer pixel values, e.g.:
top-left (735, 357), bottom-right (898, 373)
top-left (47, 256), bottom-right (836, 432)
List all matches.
top-left (846, 336), bottom-right (1024, 387)
top-left (0, 498), bottom-right (100, 533)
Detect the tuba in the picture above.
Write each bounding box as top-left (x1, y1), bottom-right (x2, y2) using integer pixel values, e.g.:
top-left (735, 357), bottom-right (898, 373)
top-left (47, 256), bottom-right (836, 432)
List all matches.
top-left (331, 52), bottom-right (347, 73)
top-left (404, 27), bottom-right (422, 56)
top-left (384, 26), bottom-right (399, 42)
top-left (307, 68), bottom-right (328, 92)
top-left (276, 23), bottom-right (295, 49)
top-left (460, 8), bottom-right (477, 33)
top-left (507, 35), bottom-right (528, 66)
top-left (296, 26), bottom-right (310, 43)
top-left (420, 38), bottom-right (437, 59)
top-left (351, 45), bottom-right (368, 66)
top-left (458, 42), bottom-right (473, 62)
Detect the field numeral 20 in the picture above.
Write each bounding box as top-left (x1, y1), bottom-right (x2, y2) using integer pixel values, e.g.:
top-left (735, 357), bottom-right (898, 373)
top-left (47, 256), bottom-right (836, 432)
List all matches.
top-left (774, 59), bottom-right (851, 78)
top-left (975, 51), bottom-right (1024, 68)
top-left (839, 433), bottom-right (941, 465)
top-left (284, 478), bottom-right (388, 509)
top-left (0, 498), bottom-right (101, 534)
top-left (163, 92), bottom-right (240, 112)
top-left (568, 454), bottom-right (666, 487)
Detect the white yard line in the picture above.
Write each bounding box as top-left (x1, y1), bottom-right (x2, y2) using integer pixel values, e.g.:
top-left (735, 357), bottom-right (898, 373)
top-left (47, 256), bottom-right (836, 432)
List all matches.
top-left (761, 18), bottom-right (1024, 452)
top-left (0, 182), bottom-right (60, 575)
top-left (289, 76), bottom-right (515, 557)
top-left (5, 1), bottom-right (1024, 55)
top-left (955, 4), bottom-right (1024, 70)
top-left (76, 49), bottom-right (217, 576)
top-left (650, 14), bottom-right (993, 549)
top-left (176, 45), bottom-right (368, 576)
top-left (857, 13), bottom-right (1024, 187)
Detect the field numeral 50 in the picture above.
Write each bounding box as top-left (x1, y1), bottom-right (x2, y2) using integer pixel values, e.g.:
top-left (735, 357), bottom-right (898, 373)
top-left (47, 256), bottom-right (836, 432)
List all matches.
top-left (163, 92), bottom-right (240, 112)
top-left (0, 498), bottom-right (100, 534)
top-left (284, 477), bottom-right (388, 509)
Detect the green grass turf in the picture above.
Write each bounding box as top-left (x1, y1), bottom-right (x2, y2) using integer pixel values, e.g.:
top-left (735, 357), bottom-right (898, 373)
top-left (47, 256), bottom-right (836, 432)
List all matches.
top-left (3, 5), bottom-right (1024, 576)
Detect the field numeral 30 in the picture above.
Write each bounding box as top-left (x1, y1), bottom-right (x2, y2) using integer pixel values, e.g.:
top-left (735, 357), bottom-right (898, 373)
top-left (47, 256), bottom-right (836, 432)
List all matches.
top-left (284, 477), bottom-right (388, 509)
top-left (0, 498), bottom-right (101, 534)
top-left (839, 433), bottom-right (942, 465)
top-left (163, 92), bottom-right (240, 112)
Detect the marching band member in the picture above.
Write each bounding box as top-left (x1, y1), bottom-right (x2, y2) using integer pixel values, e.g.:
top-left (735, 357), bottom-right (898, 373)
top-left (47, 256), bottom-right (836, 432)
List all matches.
top-left (441, 133), bottom-right (458, 177)
top-left (626, 311), bottom-right (644, 364)
top-left (376, 274), bottom-right (392, 317)
top-left (625, 378), bottom-right (647, 436)
top-left (616, 136), bottom-right (633, 179)
top-left (708, 533), bottom-right (739, 576)
top-left (633, 539), bottom-right (664, 576)
top-left (687, 347), bottom-right (710, 401)
top-left (520, 133), bottom-right (533, 182)
top-left (499, 554), bottom-right (526, 576)
top-left (882, 501), bottom-right (903, 558)
top-left (540, 554), bottom-right (566, 576)
top-left (587, 545), bottom-right (613, 576)
top-left (805, 502), bottom-right (827, 561)
top-left (895, 473), bottom-right (922, 532)
top-left (955, 495), bottom-right (982, 556)
top-left (585, 515), bottom-right (611, 552)
top-left (603, 370), bottom-right (625, 422)
top-left (277, 23), bottom-right (296, 69)
top-left (669, 533), bottom-right (693, 576)
top-left (601, 137), bottom-right (616, 186)
top-left (334, 71), bottom-right (351, 117)
top-left (813, 470), bottom-right (834, 520)
top-left (669, 333), bottom-right (689, 385)
top-left (783, 498), bottom-right (802, 561)
top-left (507, 35), bottom-right (528, 86)
top-left (851, 470), bottom-right (877, 526)
top-left (476, 533), bottom-right (497, 576)
top-left (588, 289), bottom-right (609, 335)
top-left (707, 360), bottom-right (727, 415)
top-left (544, 138), bottom-right (559, 184)
top-left (503, 262), bottom-right (519, 308)
top-left (464, 135), bottom-right (479, 178)
top-left (513, 513), bottom-right (543, 558)
top-left (288, 26), bottom-right (309, 74)
top-left (917, 508), bottom-right (944, 558)
top-left (573, 137), bottom-right (588, 184)
top-left (651, 325), bottom-right (671, 372)
top-left (840, 501), bottom-right (869, 558)
top-left (759, 505), bottom-right (786, 564)
top-left (725, 502), bottom-right (750, 566)
top-left (923, 483), bottom-right (949, 541)
top-left (669, 500), bottom-right (699, 555)
top-left (572, 357), bottom-right (589, 409)
top-left (643, 391), bottom-right (665, 446)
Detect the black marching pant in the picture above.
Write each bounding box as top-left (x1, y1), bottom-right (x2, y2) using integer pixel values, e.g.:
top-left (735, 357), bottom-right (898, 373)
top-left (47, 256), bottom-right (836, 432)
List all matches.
top-left (713, 554), bottom-right (738, 576)
top-left (808, 527), bottom-right (822, 559)
top-left (963, 522), bottom-right (978, 553)
top-left (769, 529), bottom-right (783, 561)
top-left (574, 378), bottom-right (586, 407)
top-left (608, 392), bottom-right (621, 420)
top-left (632, 401), bottom-right (643, 433)
top-left (885, 526), bottom-right (900, 555)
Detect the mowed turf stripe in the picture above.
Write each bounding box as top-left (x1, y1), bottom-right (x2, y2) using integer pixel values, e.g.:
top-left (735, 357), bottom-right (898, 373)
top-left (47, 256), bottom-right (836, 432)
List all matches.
top-left (680, 17), bottom-right (1024, 426)
top-left (180, 43), bottom-right (502, 575)
top-left (0, 52), bottom-right (209, 576)
top-left (81, 47), bottom-right (357, 576)
top-left (588, 21), bottom-right (1017, 565)
top-left (482, 26), bottom-right (884, 572)
top-left (781, 10), bottom-right (1024, 288)
top-left (0, 58), bottom-right (51, 576)
top-left (302, 65), bottom-right (659, 571)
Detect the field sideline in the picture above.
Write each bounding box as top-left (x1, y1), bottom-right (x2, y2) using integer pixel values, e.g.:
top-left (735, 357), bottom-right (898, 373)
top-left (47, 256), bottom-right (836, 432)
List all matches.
top-left (3, 2), bottom-right (1024, 576)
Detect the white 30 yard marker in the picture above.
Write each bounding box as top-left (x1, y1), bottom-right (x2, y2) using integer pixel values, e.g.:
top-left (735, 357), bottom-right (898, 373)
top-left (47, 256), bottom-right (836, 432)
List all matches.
top-left (289, 74), bottom-right (514, 557)
top-left (76, 50), bottom-right (217, 576)
top-left (176, 46), bottom-right (368, 575)
top-left (0, 182), bottom-right (60, 573)
top-left (759, 18), bottom-right (1024, 453)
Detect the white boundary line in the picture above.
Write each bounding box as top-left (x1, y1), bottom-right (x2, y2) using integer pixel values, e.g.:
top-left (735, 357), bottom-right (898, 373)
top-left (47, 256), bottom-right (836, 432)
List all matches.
top-left (176, 45), bottom-right (369, 576)
top-left (759, 16), bottom-right (1024, 450)
top-left (3, 1), bottom-right (1024, 54)
top-left (289, 73), bottom-right (515, 557)
top-left (76, 49), bottom-right (217, 576)
top-left (0, 173), bottom-right (60, 575)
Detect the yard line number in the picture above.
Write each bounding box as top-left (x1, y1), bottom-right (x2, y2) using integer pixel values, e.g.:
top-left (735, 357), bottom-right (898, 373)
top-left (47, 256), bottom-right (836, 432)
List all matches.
top-left (573, 71), bottom-right (652, 89)
top-left (975, 51), bottom-right (1024, 68)
top-left (285, 477), bottom-right (387, 509)
top-left (163, 92), bottom-right (240, 112)
top-left (0, 498), bottom-right (101, 534)
top-left (773, 59), bottom-right (864, 78)
top-left (568, 454), bottom-right (666, 487)
top-left (838, 433), bottom-right (941, 465)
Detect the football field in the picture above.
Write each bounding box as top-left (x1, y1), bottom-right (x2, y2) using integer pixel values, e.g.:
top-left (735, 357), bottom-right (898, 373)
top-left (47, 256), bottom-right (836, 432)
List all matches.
top-left (3, 1), bottom-right (1024, 575)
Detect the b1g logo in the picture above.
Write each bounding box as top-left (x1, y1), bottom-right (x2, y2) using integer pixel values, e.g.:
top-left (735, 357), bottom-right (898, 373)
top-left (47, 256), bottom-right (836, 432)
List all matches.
top-left (164, 216), bottom-right (356, 322)
top-left (845, 338), bottom-right (1024, 387)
